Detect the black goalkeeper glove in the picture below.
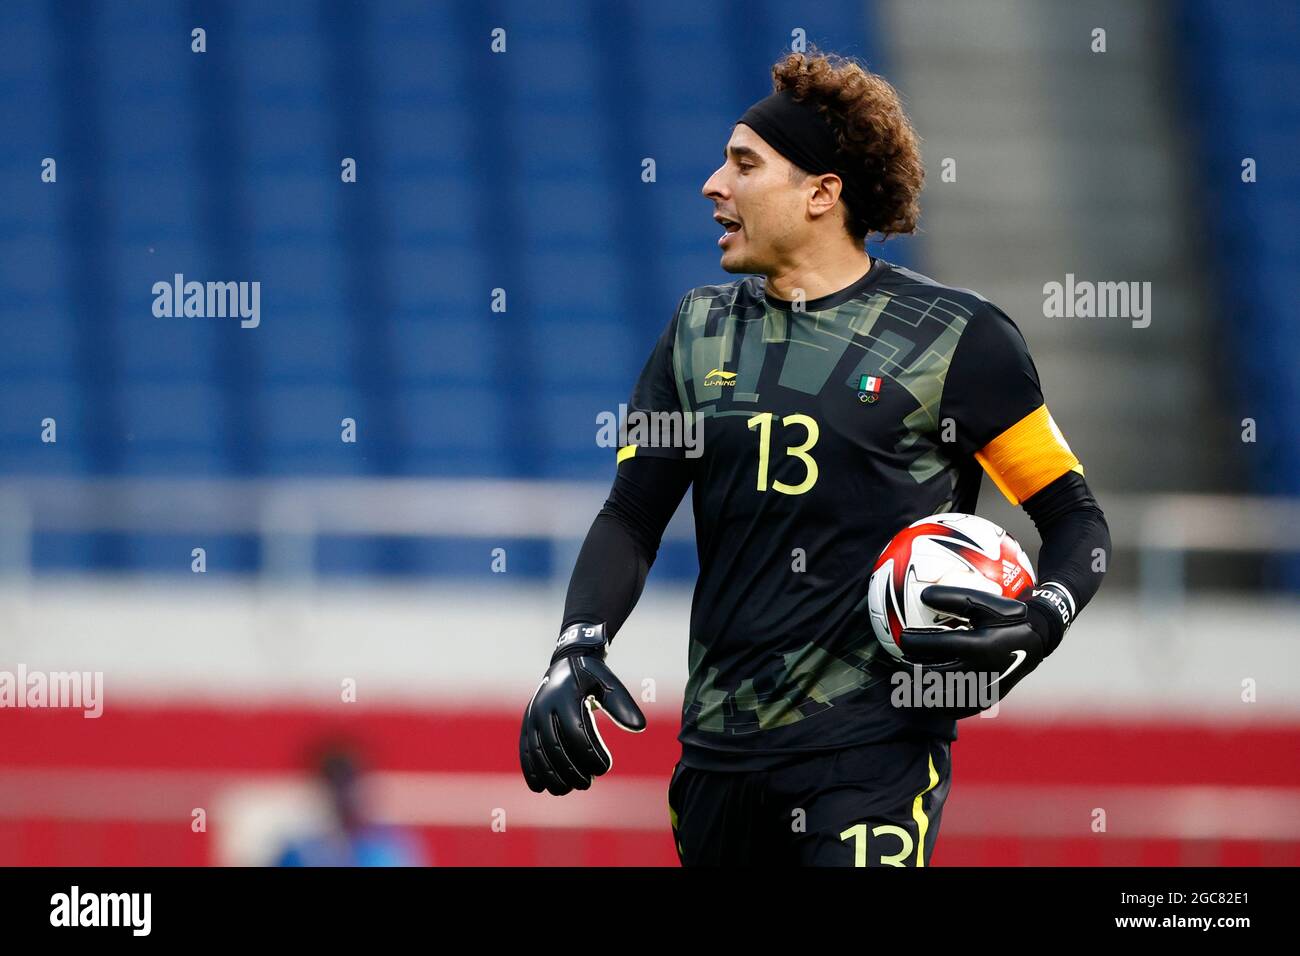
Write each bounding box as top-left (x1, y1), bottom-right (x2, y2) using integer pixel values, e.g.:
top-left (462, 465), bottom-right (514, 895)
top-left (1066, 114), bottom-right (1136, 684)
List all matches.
top-left (896, 585), bottom-right (1056, 713)
top-left (519, 622), bottom-right (646, 796)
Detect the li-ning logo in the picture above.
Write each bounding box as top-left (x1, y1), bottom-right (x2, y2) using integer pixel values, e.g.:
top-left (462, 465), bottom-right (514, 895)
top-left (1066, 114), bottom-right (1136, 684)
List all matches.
top-left (855, 374), bottom-right (884, 403)
top-left (703, 368), bottom-right (737, 387)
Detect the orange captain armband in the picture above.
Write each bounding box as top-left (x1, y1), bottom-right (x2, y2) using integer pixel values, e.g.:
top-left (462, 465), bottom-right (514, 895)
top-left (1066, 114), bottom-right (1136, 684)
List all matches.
top-left (973, 404), bottom-right (1084, 505)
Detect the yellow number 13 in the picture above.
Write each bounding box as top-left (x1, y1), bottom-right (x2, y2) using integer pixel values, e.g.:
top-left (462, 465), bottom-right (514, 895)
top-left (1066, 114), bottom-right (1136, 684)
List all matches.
top-left (746, 412), bottom-right (819, 495)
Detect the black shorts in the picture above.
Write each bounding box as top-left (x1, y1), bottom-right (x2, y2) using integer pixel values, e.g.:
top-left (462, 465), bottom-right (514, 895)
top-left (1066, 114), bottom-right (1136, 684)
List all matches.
top-left (666, 735), bottom-right (952, 867)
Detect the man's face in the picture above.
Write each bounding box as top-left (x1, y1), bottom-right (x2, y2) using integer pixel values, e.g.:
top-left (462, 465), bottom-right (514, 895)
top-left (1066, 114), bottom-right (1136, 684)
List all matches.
top-left (701, 124), bottom-right (812, 274)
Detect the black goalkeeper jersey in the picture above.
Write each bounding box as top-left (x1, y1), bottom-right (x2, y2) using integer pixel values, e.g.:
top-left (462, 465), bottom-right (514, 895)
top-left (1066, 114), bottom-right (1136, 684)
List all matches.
top-left (617, 256), bottom-right (1083, 771)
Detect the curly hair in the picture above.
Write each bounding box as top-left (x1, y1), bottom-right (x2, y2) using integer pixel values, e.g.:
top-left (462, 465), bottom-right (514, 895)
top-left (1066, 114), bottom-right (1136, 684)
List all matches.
top-left (771, 50), bottom-right (923, 241)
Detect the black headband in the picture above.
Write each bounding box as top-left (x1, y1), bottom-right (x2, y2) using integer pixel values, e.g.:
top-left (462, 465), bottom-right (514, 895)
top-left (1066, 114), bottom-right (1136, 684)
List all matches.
top-left (737, 89), bottom-right (867, 227)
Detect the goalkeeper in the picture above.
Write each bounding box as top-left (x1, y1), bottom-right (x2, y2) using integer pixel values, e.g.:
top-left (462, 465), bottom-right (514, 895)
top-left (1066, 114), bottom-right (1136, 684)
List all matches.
top-left (520, 50), bottom-right (1110, 866)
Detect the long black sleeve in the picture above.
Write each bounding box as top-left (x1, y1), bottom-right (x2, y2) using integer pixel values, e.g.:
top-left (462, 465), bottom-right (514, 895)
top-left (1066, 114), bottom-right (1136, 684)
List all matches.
top-left (1019, 470), bottom-right (1111, 654)
top-left (561, 455), bottom-right (693, 641)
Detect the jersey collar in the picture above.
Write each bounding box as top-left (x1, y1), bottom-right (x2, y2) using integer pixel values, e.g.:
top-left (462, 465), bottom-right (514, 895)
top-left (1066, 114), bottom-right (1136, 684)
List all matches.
top-left (762, 256), bottom-right (891, 312)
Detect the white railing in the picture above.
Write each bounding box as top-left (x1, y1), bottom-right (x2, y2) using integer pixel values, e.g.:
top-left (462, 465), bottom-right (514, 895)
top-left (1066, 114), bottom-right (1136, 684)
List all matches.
top-left (0, 479), bottom-right (1297, 594)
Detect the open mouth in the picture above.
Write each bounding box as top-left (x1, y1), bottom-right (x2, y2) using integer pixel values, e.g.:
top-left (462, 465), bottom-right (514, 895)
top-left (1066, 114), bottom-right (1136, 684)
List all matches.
top-left (714, 214), bottom-right (742, 247)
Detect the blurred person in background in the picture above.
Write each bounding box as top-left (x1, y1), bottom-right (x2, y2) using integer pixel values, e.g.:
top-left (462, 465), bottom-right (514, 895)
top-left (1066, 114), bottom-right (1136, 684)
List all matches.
top-left (276, 743), bottom-right (425, 867)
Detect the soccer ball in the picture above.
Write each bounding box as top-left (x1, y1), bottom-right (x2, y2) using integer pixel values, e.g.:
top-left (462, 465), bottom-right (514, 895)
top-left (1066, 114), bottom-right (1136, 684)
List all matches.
top-left (867, 513), bottom-right (1035, 661)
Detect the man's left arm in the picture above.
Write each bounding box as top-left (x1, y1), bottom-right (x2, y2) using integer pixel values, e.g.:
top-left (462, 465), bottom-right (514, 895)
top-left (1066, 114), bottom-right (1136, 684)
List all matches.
top-left (1017, 470), bottom-right (1111, 655)
top-left (898, 301), bottom-right (1111, 692)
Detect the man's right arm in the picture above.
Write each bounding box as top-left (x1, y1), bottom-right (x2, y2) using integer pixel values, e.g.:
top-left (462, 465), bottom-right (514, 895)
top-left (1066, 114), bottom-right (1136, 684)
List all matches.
top-left (518, 456), bottom-right (692, 796)
top-left (520, 298), bottom-right (694, 796)
top-left (561, 455), bottom-right (693, 639)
